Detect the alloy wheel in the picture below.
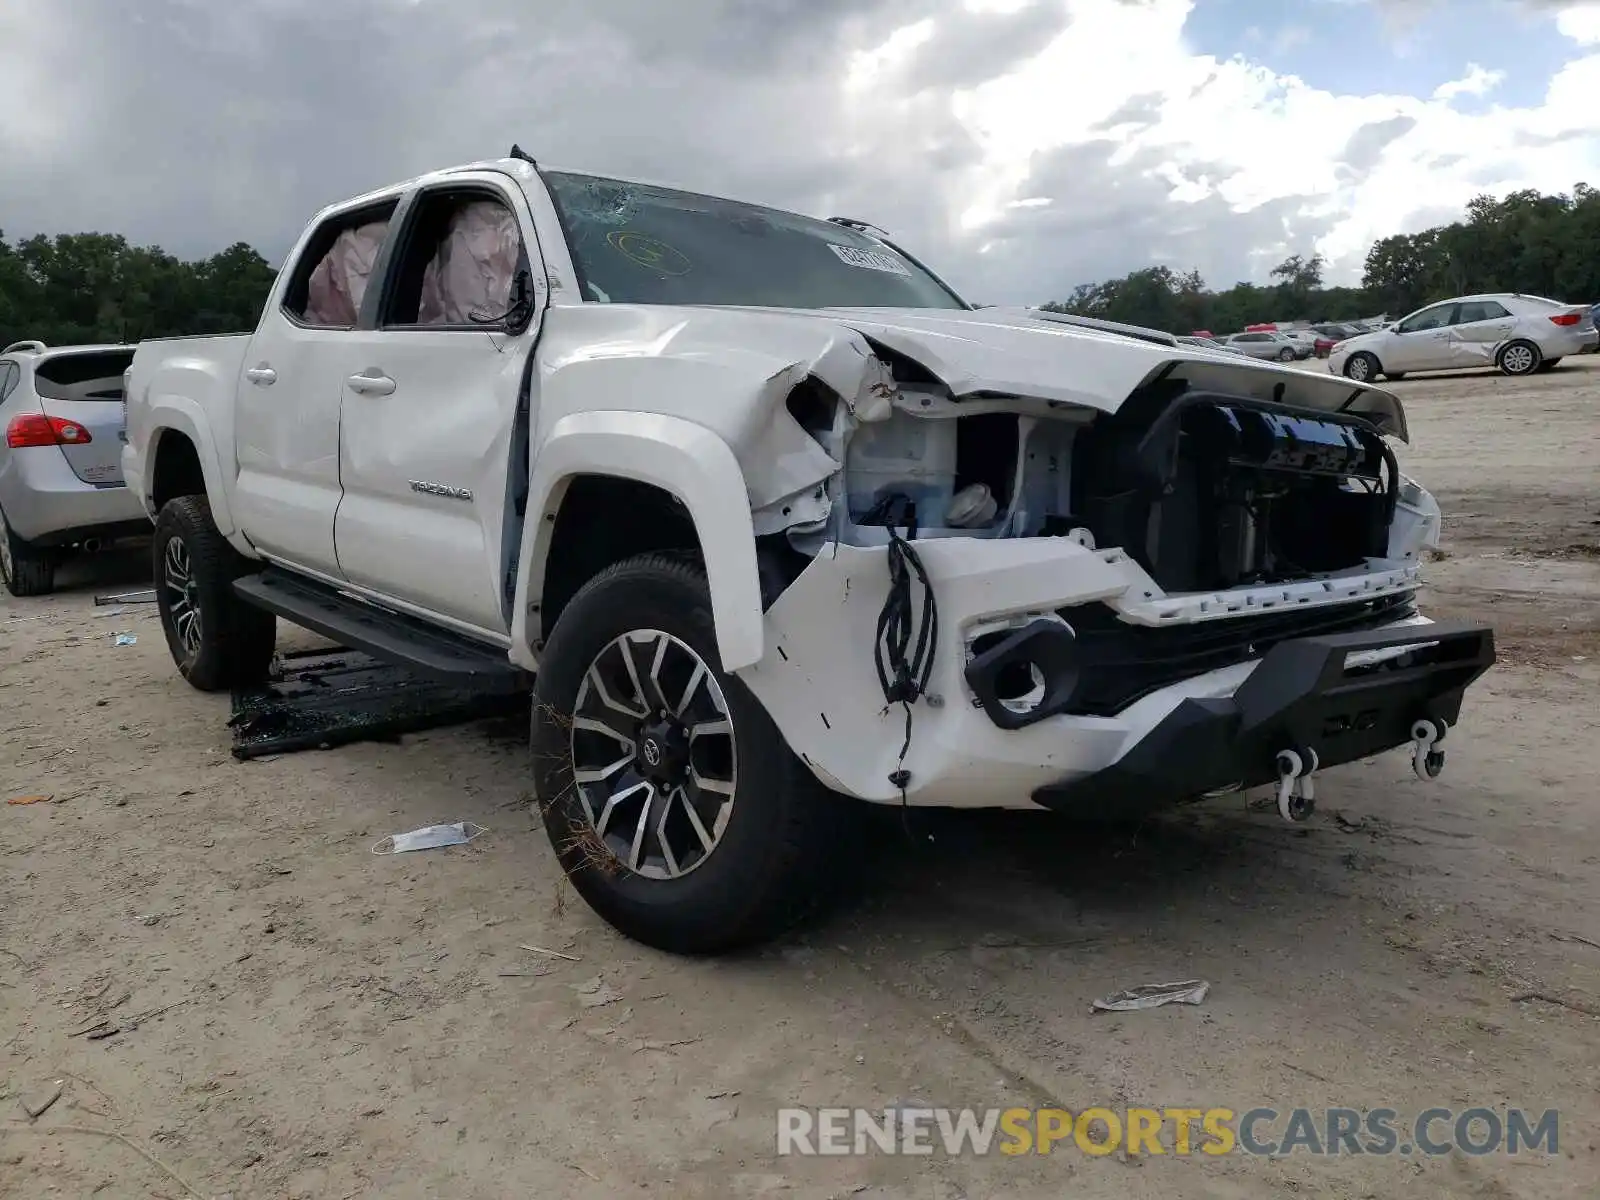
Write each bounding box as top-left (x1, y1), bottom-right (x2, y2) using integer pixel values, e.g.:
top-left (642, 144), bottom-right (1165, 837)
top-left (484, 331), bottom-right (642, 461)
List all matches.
top-left (568, 628), bottom-right (738, 880)
top-left (162, 535), bottom-right (202, 657)
top-left (1502, 344), bottom-right (1535, 374)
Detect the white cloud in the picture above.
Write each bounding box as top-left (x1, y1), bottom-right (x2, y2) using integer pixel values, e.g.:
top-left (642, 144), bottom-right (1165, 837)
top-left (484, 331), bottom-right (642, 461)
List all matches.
top-left (912, 0), bottom-right (1600, 292)
top-left (1, 0), bottom-right (1598, 306)
top-left (1432, 63), bottom-right (1506, 101)
top-left (1556, 2), bottom-right (1600, 44)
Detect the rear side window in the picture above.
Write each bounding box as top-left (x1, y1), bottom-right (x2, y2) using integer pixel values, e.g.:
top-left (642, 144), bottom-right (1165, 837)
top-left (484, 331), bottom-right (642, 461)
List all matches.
top-left (33, 351), bottom-right (136, 401)
top-left (1456, 300), bottom-right (1510, 323)
top-left (0, 362), bottom-right (17, 401)
top-left (281, 202), bottom-right (399, 328)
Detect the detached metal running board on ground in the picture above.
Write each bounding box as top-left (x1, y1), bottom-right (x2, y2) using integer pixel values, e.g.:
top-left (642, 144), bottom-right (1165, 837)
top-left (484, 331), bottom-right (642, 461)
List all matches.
top-left (233, 568), bottom-right (531, 693)
top-left (229, 647), bottom-right (527, 760)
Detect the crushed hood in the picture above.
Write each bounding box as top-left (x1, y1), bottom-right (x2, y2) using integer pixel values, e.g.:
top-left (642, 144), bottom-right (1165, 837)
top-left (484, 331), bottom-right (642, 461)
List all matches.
top-left (798, 305), bottom-right (1407, 440)
top-left (536, 300), bottom-right (1409, 448)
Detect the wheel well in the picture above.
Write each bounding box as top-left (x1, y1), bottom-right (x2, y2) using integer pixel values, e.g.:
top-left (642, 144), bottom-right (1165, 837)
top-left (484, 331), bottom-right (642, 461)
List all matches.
top-left (537, 475), bottom-right (703, 639)
top-left (150, 431), bottom-right (207, 511)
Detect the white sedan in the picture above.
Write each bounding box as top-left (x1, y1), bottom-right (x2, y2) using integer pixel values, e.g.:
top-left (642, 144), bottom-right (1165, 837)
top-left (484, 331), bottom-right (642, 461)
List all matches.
top-left (1329, 293), bottom-right (1598, 382)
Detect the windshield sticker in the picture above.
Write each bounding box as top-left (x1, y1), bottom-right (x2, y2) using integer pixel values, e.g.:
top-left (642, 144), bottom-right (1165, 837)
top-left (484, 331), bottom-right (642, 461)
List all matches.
top-left (607, 231), bottom-right (692, 276)
top-left (827, 243), bottom-right (912, 276)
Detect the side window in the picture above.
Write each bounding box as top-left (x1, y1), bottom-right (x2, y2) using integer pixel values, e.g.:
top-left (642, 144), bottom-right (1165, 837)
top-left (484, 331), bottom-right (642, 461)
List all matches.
top-left (380, 188), bottom-right (526, 328)
top-left (1456, 300), bottom-right (1509, 323)
top-left (0, 362), bottom-right (17, 401)
top-left (280, 202), bottom-right (399, 328)
top-left (1236, 333), bottom-right (1264, 343)
top-left (1398, 304), bottom-right (1457, 333)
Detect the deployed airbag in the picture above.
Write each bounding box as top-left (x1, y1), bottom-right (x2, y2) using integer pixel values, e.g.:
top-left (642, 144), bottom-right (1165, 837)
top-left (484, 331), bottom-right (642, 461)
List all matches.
top-left (305, 220), bottom-right (389, 326)
top-left (419, 201), bottom-right (522, 324)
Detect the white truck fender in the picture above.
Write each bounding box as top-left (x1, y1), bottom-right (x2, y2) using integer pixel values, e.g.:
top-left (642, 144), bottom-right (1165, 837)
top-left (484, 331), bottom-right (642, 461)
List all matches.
top-left (144, 400), bottom-right (238, 537)
top-left (511, 410), bottom-right (765, 673)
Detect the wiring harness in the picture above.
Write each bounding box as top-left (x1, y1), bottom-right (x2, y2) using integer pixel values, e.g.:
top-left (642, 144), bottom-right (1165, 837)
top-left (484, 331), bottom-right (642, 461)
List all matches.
top-left (861, 493), bottom-right (939, 802)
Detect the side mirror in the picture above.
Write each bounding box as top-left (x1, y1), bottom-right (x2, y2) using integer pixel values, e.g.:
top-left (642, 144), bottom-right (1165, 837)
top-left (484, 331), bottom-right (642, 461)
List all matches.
top-left (505, 269), bottom-right (536, 337)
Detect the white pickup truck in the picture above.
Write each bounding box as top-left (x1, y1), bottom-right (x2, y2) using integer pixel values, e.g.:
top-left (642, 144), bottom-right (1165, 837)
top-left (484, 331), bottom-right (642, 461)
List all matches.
top-left (122, 150), bottom-right (1495, 954)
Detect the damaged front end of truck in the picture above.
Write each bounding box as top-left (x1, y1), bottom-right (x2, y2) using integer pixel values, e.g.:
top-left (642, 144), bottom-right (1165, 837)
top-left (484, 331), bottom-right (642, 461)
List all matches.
top-left (729, 311), bottom-right (1496, 821)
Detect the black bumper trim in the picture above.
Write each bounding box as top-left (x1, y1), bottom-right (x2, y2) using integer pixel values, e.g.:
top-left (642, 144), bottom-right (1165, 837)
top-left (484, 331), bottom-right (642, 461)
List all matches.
top-left (1030, 620), bottom-right (1495, 817)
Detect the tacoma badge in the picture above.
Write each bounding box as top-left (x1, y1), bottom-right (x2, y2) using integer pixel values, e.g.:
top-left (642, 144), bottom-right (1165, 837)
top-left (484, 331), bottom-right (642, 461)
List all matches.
top-left (408, 480), bottom-right (473, 501)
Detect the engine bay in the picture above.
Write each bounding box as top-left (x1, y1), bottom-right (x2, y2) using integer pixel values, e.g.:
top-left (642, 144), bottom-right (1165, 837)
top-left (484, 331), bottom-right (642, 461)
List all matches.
top-left (1070, 383), bottom-right (1398, 592)
top-left (785, 364), bottom-right (1402, 596)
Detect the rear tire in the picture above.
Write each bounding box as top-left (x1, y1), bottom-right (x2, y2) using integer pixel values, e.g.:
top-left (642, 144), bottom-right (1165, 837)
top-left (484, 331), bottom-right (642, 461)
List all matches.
top-left (0, 507), bottom-right (56, 597)
top-left (152, 495), bottom-right (276, 692)
top-left (1277, 347), bottom-right (1295, 361)
top-left (1497, 339), bottom-right (1541, 376)
top-left (530, 552), bottom-right (853, 955)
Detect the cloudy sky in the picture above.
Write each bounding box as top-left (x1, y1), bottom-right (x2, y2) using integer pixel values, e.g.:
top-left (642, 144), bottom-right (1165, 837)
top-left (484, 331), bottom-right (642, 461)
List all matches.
top-left (2, 0), bottom-right (1598, 303)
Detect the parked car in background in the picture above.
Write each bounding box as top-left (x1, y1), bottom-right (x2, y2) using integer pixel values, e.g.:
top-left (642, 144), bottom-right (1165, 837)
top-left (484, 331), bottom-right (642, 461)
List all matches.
top-left (1311, 323), bottom-right (1362, 357)
top-left (1223, 331), bottom-right (1306, 361)
top-left (0, 340), bottom-right (145, 596)
top-left (1328, 294), bottom-right (1599, 382)
top-left (1175, 334), bottom-right (1249, 356)
top-left (1279, 329), bottom-right (1323, 358)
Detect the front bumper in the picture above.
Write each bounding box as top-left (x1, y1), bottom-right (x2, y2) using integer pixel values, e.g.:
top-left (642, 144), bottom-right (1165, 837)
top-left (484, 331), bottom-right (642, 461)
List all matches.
top-left (1031, 620), bottom-right (1495, 816)
top-left (738, 534), bottom-right (1456, 810)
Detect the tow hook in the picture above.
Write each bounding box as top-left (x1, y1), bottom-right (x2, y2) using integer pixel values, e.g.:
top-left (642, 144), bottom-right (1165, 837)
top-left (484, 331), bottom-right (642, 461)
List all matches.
top-left (1410, 718), bottom-right (1447, 781)
top-left (1275, 747), bottom-right (1319, 823)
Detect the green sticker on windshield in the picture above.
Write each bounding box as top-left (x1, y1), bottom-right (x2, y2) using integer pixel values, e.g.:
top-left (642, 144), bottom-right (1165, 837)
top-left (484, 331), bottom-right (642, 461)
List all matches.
top-left (607, 231), bottom-right (691, 276)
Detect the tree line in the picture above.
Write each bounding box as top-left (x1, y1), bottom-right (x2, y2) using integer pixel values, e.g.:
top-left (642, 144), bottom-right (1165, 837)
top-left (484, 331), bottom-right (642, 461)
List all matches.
top-left (1043, 184), bottom-right (1600, 334)
top-left (0, 232), bottom-right (278, 349)
top-left (4, 182), bottom-right (1599, 348)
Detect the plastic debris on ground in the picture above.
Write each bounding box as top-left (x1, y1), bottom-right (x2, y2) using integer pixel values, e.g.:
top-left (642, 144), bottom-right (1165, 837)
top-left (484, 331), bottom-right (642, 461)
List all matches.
top-left (113, 632), bottom-right (137, 646)
top-left (19, 1079), bottom-right (64, 1120)
top-left (6, 794), bottom-right (53, 806)
top-left (1090, 979), bottom-right (1211, 1013)
top-left (371, 821), bottom-right (487, 855)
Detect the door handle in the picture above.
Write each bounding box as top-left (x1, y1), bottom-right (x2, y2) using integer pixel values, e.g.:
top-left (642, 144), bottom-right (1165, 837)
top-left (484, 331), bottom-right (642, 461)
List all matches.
top-left (244, 365), bottom-right (277, 386)
top-left (346, 371), bottom-right (397, 396)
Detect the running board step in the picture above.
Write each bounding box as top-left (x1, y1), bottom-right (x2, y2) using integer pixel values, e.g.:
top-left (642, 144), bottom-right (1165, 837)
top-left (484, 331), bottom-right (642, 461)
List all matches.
top-left (233, 569), bottom-right (530, 693)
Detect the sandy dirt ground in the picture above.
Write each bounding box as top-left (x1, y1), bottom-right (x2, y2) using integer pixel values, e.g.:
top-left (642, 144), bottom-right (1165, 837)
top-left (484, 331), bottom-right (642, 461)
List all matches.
top-left (2, 357), bottom-right (1598, 1199)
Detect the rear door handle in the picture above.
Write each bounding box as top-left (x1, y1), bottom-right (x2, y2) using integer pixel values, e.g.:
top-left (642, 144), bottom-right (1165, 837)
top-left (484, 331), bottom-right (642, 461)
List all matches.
top-left (244, 365), bottom-right (276, 386)
top-left (346, 371), bottom-right (397, 396)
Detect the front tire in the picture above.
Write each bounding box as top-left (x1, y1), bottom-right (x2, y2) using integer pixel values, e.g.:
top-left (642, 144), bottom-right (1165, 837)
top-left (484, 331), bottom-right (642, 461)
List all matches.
top-left (1343, 351), bottom-right (1380, 382)
top-left (152, 495), bottom-right (276, 692)
top-left (1497, 339), bottom-right (1541, 376)
top-left (0, 507), bottom-right (56, 597)
top-left (530, 552), bottom-right (851, 955)
top-left (1277, 347), bottom-right (1295, 361)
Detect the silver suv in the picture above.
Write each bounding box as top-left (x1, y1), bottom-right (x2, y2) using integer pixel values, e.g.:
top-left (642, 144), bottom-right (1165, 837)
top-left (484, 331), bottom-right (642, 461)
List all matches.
top-left (0, 341), bottom-right (146, 596)
top-left (1223, 331), bottom-right (1306, 362)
